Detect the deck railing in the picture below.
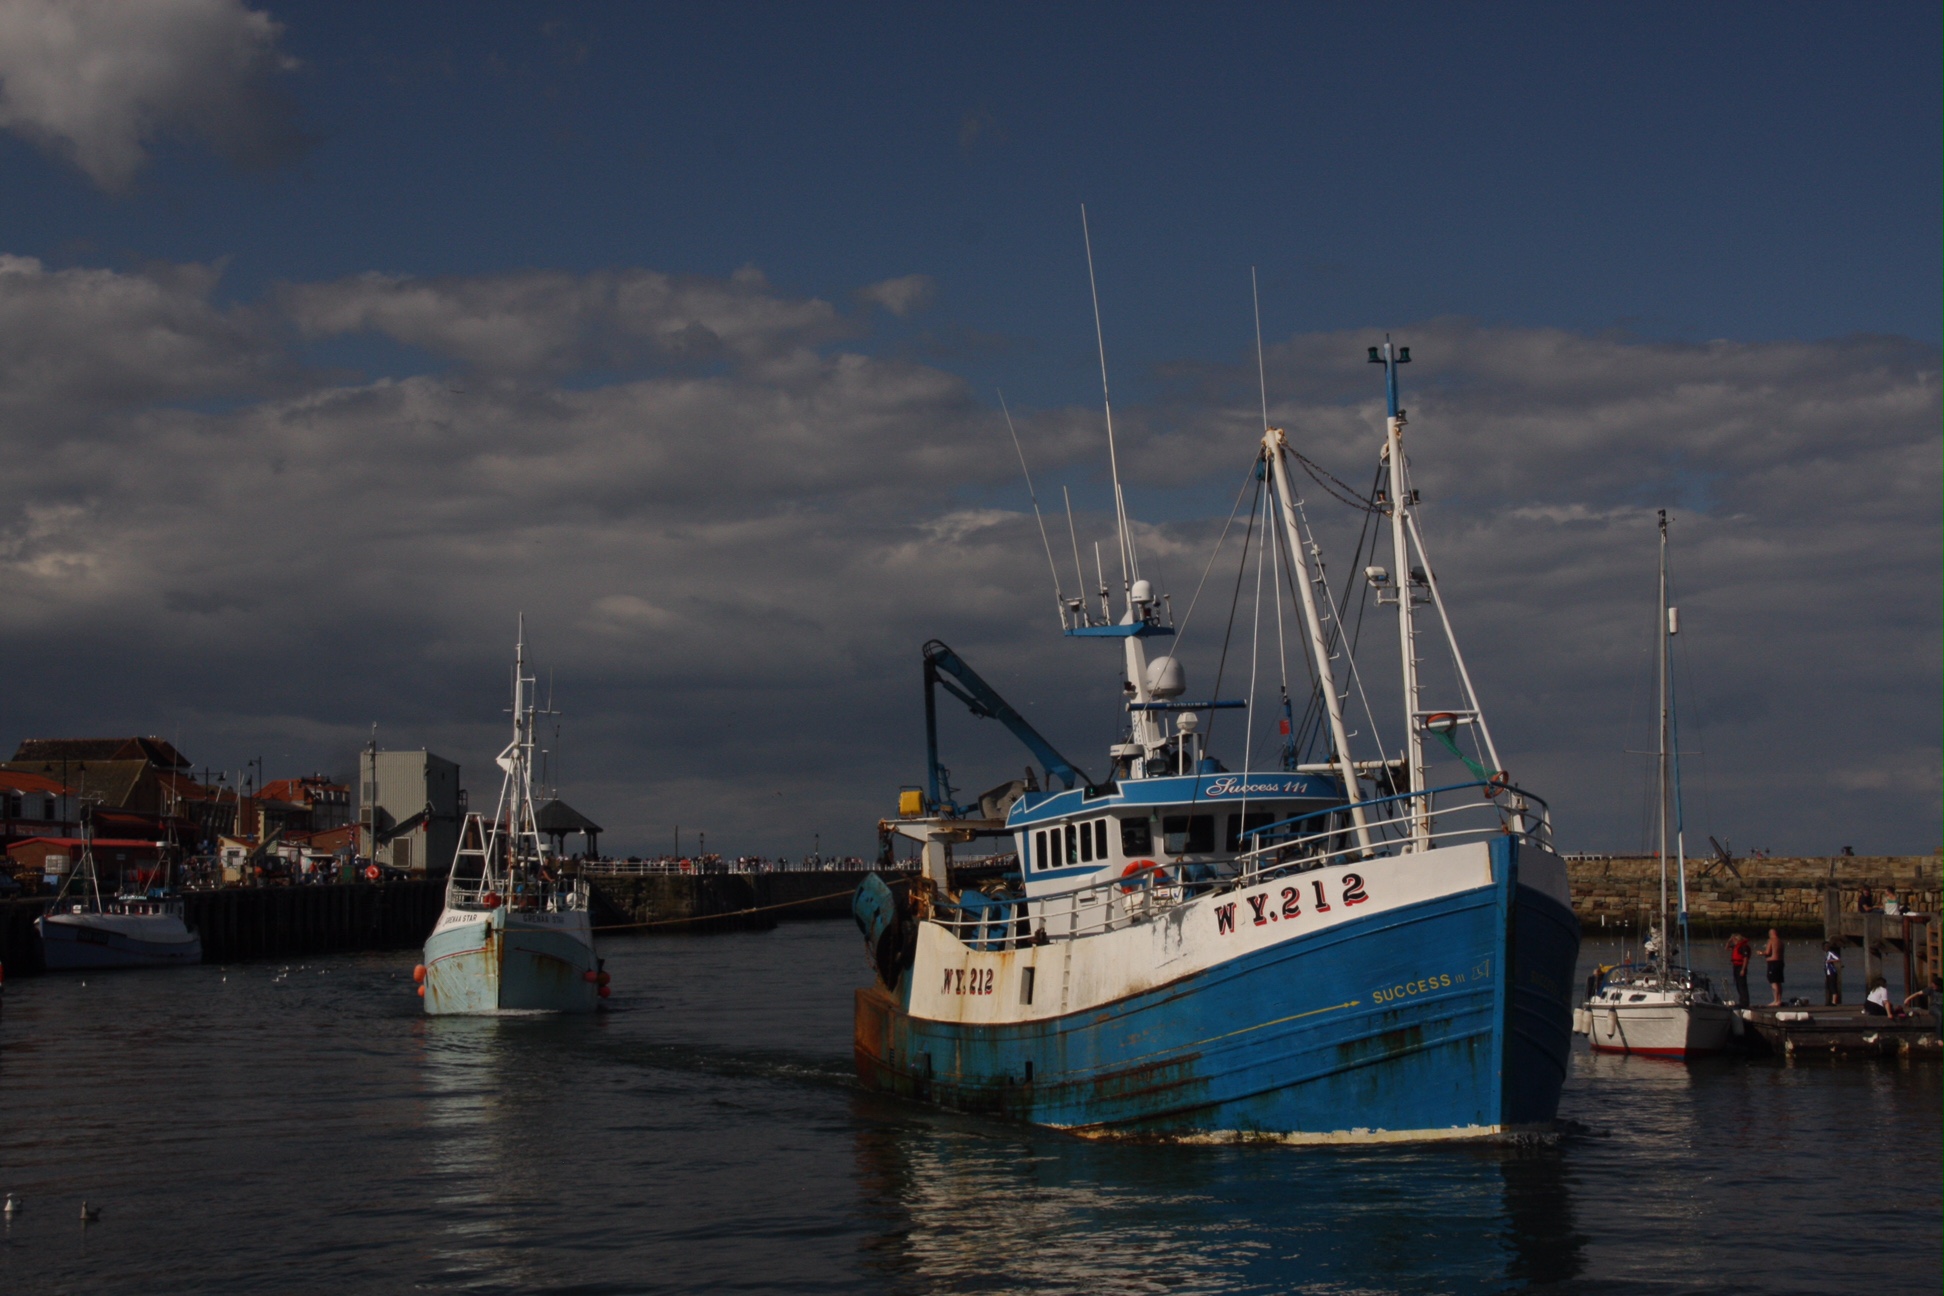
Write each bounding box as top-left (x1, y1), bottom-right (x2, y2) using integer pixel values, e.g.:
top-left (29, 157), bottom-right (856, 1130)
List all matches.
top-left (932, 780), bottom-right (1550, 950)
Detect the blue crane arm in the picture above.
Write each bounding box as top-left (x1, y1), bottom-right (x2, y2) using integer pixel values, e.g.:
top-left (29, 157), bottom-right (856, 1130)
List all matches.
top-left (923, 639), bottom-right (1091, 808)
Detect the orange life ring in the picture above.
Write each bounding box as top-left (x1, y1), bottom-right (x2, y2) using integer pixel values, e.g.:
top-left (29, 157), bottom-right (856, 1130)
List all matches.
top-left (482, 891), bottom-right (501, 910)
top-left (1118, 859), bottom-right (1164, 893)
top-left (1484, 771), bottom-right (1511, 799)
top-left (1424, 712), bottom-right (1459, 734)
top-left (363, 865), bottom-right (380, 881)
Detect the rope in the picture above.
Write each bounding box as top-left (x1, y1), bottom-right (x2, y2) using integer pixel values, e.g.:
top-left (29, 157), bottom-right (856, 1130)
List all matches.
top-left (591, 882), bottom-right (882, 931)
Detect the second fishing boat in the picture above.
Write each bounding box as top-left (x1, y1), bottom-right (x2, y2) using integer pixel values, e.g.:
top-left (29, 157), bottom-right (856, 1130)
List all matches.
top-left (419, 623), bottom-right (603, 1014)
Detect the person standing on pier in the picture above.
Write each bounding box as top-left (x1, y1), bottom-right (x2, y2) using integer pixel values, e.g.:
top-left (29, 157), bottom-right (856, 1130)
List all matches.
top-left (1726, 933), bottom-right (1752, 1008)
top-left (1823, 941), bottom-right (1843, 1005)
top-left (1762, 928), bottom-right (1786, 1006)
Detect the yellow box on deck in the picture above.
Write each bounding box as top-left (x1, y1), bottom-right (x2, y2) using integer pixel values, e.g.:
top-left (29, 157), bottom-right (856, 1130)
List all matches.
top-left (898, 789), bottom-right (926, 818)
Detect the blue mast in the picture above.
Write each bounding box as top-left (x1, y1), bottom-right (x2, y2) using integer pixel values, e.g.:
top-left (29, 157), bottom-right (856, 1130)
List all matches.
top-left (1366, 339), bottom-right (1411, 417)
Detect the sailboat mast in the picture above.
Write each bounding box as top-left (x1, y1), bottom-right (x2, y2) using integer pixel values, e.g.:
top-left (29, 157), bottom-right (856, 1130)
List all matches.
top-left (1656, 509), bottom-right (1671, 980)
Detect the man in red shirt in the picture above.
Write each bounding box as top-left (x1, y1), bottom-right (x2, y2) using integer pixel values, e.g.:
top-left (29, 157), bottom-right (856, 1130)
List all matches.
top-left (1725, 933), bottom-right (1752, 1008)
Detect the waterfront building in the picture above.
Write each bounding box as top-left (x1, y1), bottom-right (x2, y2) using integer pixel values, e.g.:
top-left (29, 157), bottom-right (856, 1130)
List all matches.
top-left (359, 749), bottom-right (463, 875)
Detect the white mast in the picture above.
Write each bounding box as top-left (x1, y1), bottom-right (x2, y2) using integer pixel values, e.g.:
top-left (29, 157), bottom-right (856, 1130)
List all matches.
top-left (1656, 509), bottom-right (1671, 981)
top-left (1265, 430), bottom-right (1373, 853)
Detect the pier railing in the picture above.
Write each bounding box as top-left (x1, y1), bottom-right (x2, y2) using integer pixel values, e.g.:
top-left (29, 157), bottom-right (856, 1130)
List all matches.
top-left (933, 782), bottom-right (1549, 950)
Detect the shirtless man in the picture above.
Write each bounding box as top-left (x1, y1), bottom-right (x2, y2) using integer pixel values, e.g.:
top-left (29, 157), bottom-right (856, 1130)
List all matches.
top-left (1762, 928), bottom-right (1786, 1006)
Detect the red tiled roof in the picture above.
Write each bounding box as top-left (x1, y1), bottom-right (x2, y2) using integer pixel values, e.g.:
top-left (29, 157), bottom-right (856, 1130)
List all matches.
top-left (0, 770), bottom-right (71, 795)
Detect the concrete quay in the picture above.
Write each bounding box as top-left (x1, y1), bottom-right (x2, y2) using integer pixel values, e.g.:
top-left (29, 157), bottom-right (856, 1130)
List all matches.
top-left (1567, 854), bottom-right (1939, 936)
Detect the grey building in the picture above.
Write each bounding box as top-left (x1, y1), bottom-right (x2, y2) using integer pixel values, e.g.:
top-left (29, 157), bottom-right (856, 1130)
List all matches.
top-left (359, 749), bottom-right (462, 875)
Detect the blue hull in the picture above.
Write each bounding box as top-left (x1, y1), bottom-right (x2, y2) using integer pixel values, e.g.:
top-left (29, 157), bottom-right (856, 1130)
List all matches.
top-left (856, 839), bottom-right (1579, 1140)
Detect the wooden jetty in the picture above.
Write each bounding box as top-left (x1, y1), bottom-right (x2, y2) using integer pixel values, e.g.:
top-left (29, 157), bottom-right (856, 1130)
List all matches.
top-left (1742, 1003), bottom-right (1940, 1057)
top-left (1822, 888), bottom-right (1938, 992)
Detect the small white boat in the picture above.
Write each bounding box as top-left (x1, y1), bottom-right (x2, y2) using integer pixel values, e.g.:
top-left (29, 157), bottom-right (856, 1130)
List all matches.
top-left (36, 827), bottom-right (201, 970)
top-left (1582, 962), bottom-right (1738, 1057)
top-left (1578, 511), bottom-right (1729, 1060)
top-left (420, 622), bottom-right (601, 1014)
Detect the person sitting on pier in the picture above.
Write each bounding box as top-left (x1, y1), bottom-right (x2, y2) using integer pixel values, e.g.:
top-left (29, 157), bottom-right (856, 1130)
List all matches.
top-left (1863, 976), bottom-right (1894, 1018)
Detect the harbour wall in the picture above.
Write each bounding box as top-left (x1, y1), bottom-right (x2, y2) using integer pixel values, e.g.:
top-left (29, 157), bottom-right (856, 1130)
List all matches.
top-left (1566, 855), bottom-right (1940, 936)
top-left (0, 880), bottom-right (444, 976)
top-left (585, 869), bottom-right (896, 933)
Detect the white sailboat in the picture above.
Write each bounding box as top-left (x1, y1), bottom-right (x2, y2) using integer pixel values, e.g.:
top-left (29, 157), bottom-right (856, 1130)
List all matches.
top-left (1582, 510), bottom-right (1736, 1058)
top-left (419, 621), bottom-right (602, 1014)
top-left (37, 816), bottom-right (201, 970)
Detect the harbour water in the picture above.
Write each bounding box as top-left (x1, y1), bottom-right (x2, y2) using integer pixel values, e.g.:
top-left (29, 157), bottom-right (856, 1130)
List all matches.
top-left (0, 928), bottom-right (1935, 1294)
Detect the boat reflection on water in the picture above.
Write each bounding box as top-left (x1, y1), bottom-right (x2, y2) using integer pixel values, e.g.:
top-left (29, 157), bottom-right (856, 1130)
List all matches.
top-left (414, 1013), bottom-right (598, 1290)
top-left (851, 1093), bottom-right (1583, 1292)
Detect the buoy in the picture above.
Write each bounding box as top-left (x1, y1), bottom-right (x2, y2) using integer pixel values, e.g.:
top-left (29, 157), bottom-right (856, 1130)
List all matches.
top-left (412, 964), bottom-right (427, 983)
top-left (582, 970), bottom-right (598, 983)
top-left (482, 892), bottom-right (501, 910)
top-left (416, 985), bottom-right (425, 998)
top-left (597, 970), bottom-right (611, 986)
top-left (598, 985), bottom-right (611, 999)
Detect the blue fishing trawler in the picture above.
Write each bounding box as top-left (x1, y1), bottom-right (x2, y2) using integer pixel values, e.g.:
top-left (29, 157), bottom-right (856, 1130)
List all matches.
top-left (420, 623), bottom-right (603, 1014)
top-left (854, 334), bottom-right (1579, 1142)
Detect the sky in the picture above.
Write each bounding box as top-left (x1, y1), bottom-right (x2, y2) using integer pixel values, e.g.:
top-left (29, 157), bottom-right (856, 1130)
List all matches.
top-left (0, 0), bottom-right (1936, 858)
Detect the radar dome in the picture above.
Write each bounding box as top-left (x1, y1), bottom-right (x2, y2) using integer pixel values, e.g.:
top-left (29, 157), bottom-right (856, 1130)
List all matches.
top-left (1146, 656), bottom-right (1186, 698)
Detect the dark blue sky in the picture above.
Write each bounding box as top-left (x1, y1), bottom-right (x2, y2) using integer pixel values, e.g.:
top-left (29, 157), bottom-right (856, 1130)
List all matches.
top-left (4, 1), bottom-right (1937, 408)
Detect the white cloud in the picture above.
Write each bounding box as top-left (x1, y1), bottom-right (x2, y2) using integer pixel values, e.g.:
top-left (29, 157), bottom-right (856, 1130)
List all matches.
top-left (855, 274), bottom-right (936, 318)
top-left (0, 263), bottom-right (1934, 857)
top-left (283, 265), bottom-right (851, 377)
top-left (0, 0), bottom-right (306, 192)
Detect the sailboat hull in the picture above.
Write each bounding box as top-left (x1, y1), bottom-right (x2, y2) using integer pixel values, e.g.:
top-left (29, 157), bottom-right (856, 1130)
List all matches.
top-left (37, 910), bottom-right (202, 970)
top-left (856, 838), bottom-right (1580, 1142)
top-left (422, 906), bottom-right (598, 1014)
top-left (1586, 995), bottom-right (1737, 1058)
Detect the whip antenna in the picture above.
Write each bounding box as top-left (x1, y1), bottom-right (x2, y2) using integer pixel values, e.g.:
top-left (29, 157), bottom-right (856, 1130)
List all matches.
top-left (1252, 267), bottom-right (1271, 432)
top-left (1081, 204), bottom-right (1138, 597)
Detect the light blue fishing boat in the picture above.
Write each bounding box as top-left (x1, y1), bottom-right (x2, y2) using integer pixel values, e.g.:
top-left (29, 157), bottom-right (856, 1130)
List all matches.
top-left (421, 623), bottom-right (602, 1014)
top-left (855, 327), bottom-right (1579, 1143)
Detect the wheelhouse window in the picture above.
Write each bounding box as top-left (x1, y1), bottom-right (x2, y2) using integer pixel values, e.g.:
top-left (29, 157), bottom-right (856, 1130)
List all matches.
top-left (1225, 811), bottom-right (1280, 854)
top-left (1161, 814), bottom-right (1215, 855)
top-left (1079, 820), bottom-right (1094, 864)
top-left (1120, 815), bottom-right (1152, 856)
top-left (1033, 829), bottom-right (1049, 871)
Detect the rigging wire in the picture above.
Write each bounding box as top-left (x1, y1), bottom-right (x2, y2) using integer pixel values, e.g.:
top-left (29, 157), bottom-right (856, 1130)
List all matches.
top-left (1203, 476), bottom-right (1264, 755)
top-left (1170, 458), bottom-right (1264, 653)
top-left (999, 390), bottom-right (1068, 622)
top-left (1243, 481), bottom-right (1269, 778)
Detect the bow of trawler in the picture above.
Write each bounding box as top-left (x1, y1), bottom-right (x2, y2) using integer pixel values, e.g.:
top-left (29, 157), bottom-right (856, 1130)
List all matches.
top-left (420, 622), bottom-right (603, 1015)
top-left (854, 332), bottom-right (1580, 1142)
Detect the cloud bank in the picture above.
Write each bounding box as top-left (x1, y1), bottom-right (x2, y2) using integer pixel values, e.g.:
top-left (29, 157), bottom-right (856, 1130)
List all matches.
top-left (0, 0), bottom-right (306, 191)
top-left (0, 255), bottom-right (1935, 856)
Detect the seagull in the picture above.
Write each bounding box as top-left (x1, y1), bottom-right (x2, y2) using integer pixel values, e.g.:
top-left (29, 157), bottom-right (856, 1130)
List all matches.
top-left (80, 1202), bottom-right (100, 1223)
